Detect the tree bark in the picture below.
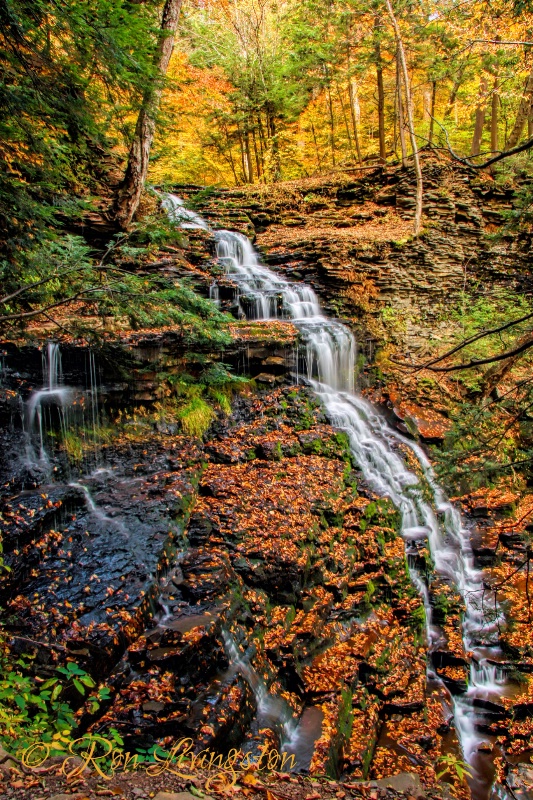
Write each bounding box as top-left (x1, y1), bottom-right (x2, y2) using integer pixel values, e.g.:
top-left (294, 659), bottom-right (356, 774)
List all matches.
top-left (310, 119), bottom-right (323, 170)
top-left (443, 64), bottom-right (466, 119)
top-left (471, 72), bottom-right (488, 156)
top-left (336, 82), bottom-right (356, 163)
top-left (114, 0), bottom-right (183, 230)
top-left (348, 79), bottom-right (363, 165)
top-left (385, 0), bottom-right (423, 235)
top-left (428, 80), bottom-right (437, 145)
top-left (491, 73), bottom-right (499, 155)
top-left (374, 18), bottom-right (387, 164)
top-left (245, 127), bottom-right (254, 183)
top-left (396, 50), bottom-right (407, 166)
top-left (507, 66), bottom-right (533, 149)
top-left (325, 67), bottom-right (336, 167)
top-left (346, 42), bottom-right (363, 166)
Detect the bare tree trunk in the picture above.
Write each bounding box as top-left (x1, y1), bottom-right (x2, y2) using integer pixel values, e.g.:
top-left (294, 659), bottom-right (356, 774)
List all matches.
top-left (428, 80), bottom-right (437, 145)
top-left (325, 68), bottom-right (336, 167)
top-left (114, 0), bottom-right (182, 230)
top-left (336, 83), bottom-right (356, 163)
top-left (257, 113), bottom-right (266, 173)
top-left (443, 64), bottom-right (466, 119)
top-left (245, 127), bottom-right (254, 183)
top-left (507, 66), bottom-right (533, 148)
top-left (471, 73), bottom-right (488, 156)
top-left (396, 50), bottom-right (407, 166)
top-left (252, 128), bottom-right (262, 180)
top-left (237, 125), bottom-right (247, 182)
top-left (268, 115), bottom-right (281, 180)
top-left (310, 119), bottom-right (323, 170)
top-left (385, 0), bottom-right (423, 235)
top-left (374, 17), bottom-right (387, 164)
top-left (347, 42), bottom-right (363, 166)
top-left (220, 119), bottom-right (240, 185)
top-left (491, 74), bottom-right (499, 154)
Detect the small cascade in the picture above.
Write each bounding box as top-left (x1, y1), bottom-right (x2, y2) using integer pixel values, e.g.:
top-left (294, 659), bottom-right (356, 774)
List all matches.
top-left (209, 281), bottom-right (220, 306)
top-left (164, 196), bottom-right (512, 797)
top-left (222, 631), bottom-right (299, 746)
top-left (25, 343), bottom-right (103, 472)
top-left (161, 193), bottom-right (209, 230)
top-left (26, 343), bottom-right (72, 466)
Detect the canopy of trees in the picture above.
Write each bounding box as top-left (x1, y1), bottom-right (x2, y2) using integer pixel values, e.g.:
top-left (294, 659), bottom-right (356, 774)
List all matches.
top-left (149, 0), bottom-right (533, 185)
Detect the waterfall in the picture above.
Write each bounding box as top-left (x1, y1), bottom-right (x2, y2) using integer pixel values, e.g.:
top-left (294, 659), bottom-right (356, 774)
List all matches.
top-left (25, 343), bottom-right (103, 472)
top-left (222, 631), bottom-right (299, 747)
top-left (26, 342), bottom-right (72, 466)
top-left (165, 195), bottom-right (510, 796)
top-left (160, 193), bottom-right (209, 230)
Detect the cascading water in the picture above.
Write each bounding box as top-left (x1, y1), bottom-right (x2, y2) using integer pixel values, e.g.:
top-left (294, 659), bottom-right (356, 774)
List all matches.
top-left (26, 342), bottom-right (72, 465)
top-left (222, 631), bottom-right (299, 747)
top-left (166, 195), bottom-right (512, 797)
top-left (161, 193), bottom-right (209, 230)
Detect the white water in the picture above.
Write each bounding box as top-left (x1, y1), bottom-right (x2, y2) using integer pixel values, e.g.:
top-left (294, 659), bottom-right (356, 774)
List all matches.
top-left (161, 193), bottom-right (209, 230)
top-left (222, 631), bottom-right (299, 748)
top-left (166, 195), bottom-right (510, 794)
top-left (26, 342), bottom-right (72, 465)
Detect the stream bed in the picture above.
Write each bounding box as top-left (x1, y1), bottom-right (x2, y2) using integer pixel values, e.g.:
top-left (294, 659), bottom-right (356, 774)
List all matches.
top-left (0, 197), bottom-right (529, 800)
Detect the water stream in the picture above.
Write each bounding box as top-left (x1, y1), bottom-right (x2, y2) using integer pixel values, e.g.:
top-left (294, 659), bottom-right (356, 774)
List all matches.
top-left (166, 194), bottom-right (510, 797)
top-left (26, 342), bottom-right (72, 466)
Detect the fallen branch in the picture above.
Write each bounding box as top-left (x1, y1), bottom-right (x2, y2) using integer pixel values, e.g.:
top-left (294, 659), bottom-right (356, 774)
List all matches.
top-left (392, 310), bottom-right (533, 372)
top-left (433, 114), bottom-right (533, 169)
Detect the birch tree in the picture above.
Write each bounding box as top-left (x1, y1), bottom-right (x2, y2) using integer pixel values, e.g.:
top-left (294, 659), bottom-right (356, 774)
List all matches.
top-left (384, 0), bottom-right (423, 235)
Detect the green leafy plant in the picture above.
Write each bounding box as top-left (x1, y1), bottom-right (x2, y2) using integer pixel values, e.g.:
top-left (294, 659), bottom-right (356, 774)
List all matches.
top-left (436, 753), bottom-right (473, 782)
top-left (0, 646), bottom-right (101, 756)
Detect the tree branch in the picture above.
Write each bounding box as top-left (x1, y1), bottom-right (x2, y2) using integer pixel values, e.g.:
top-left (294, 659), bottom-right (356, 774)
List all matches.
top-left (392, 310), bottom-right (533, 371)
top-left (0, 239), bottom-right (123, 306)
top-left (433, 114), bottom-right (533, 168)
top-left (422, 334), bottom-right (533, 372)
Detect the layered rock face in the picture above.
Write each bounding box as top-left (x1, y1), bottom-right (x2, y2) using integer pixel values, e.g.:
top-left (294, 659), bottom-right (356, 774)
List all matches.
top-left (180, 159), bottom-right (531, 353)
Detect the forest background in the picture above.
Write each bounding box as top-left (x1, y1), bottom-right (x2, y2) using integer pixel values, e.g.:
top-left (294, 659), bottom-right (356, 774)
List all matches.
top-left (2, 0), bottom-right (533, 477)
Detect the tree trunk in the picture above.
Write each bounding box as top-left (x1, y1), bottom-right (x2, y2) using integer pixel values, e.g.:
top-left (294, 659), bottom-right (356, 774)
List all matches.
top-left (325, 68), bottom-right (336, 167)
top-left (114, 0), bottom-right (182, 230)
top-left (346, 42), bottom-right (363, 166)
top-left (374, 18), bottom-right (387, 164)
top-left (443, 64), bottom-right (465, 119)
top-left (471, 73), bottom-right (488, 157)
top-left (491, 74), bottom-right (499, 154)
top-left (237, 126), bottom-right (247, 182)
top-left (396, 50), bottom-right (407, 166)
top-left (268, 115), bottom-right (281, 180)
top-left (385, 0), bottom-right (423, 235)
top-left (428, 80), bottom-right (437, 145)
top-left (507, 66), bottom-right (533, 149)
top-left (336, 83), bottom-right (356, 163)
top-left (245, 127), bottom-right (254, 183)
top-left (310, 119), bottom-right (323, 170)
top-left (252, 128), bottom-right (262, 180)
top-left (348, 80), bottom-right (363, 165)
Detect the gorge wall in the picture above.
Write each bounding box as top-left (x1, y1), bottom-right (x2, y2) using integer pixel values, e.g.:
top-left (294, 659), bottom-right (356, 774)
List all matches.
top-left (179, 158), bottom-right (532, 359)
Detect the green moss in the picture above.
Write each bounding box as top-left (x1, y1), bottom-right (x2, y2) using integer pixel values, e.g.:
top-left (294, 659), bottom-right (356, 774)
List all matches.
top-left (178, 397), bottom-right (215, 437)
top-left (62, 431), bottom-right (84, 463)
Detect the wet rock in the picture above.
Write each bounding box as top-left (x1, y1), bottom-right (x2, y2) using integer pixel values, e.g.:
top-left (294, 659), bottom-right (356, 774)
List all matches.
top-left (504, 764), bottom-right (533, 800)
top-left (154, 794), bottom-right (210, 800)
top-left (374, 773), bottom-right (425, 798)
top-left (254, 372), bottom-right (278, 384)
